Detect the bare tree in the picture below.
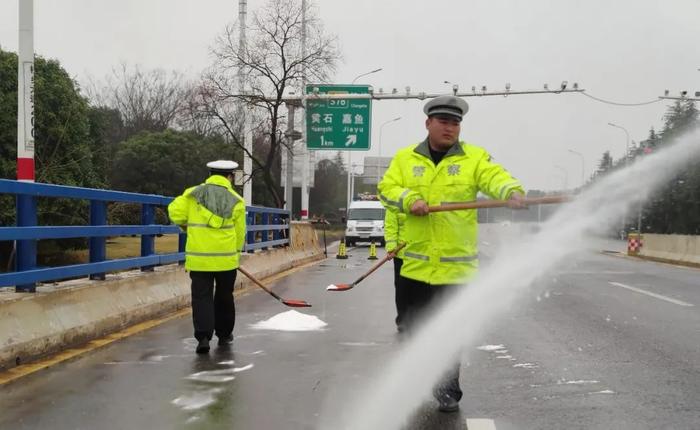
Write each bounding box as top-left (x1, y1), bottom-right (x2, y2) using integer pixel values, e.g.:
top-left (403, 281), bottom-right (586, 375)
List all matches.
top-left (89, 63), bottom-right (189, 137)
top-left (200, 0), bottom-right (341, 207)
top-left (177, 83), bottom-right (222, 137)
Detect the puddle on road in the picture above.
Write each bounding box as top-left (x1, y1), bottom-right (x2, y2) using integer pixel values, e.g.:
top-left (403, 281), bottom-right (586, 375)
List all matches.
top-left (338, 341), bottom-right (394, 347)
top-left (172, 388), bottom-right (223, 410)
top-left (172, 361), bottom-right (255, 416)
top-left (186, 364), bottom-right (255, 383)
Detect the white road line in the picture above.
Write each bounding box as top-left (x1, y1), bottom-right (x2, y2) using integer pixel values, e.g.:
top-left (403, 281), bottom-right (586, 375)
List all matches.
top-left (608, 282), bottom-right (694, 307)
top-left (466, 418), bottom-right (497, 430)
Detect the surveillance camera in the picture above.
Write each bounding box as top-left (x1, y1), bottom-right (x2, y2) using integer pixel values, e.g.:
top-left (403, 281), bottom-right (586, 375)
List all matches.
top-left (505, 82), bottom-right (511, 91)
top-left (680, 90), bottom-right (688, 97)
top-left (561, 81), bottom-right (568, 90)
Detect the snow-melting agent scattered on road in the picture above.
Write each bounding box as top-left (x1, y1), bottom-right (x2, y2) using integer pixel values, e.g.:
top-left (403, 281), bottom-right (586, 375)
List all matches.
top-left (476, 344), bottom-right (505, 351)
top-left (250, 310), bottom-right (327, 331)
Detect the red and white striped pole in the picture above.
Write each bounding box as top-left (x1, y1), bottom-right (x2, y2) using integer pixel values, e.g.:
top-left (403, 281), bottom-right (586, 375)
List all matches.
top-left (17, 0), bottom-right (35, 182)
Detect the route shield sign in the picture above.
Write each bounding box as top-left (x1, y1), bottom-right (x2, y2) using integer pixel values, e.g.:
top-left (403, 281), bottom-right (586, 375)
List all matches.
top-left (305, 84), bottom-right (372, 151)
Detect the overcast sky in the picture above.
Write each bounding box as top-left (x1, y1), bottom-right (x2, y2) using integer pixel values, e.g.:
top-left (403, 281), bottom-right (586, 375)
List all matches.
top-left (1, 0), bottom-right (699, 190)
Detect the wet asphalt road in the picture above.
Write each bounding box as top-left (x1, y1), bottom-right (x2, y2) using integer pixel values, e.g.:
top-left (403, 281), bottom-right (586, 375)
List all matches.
top-left (0, 234), bottom-right (698, 430)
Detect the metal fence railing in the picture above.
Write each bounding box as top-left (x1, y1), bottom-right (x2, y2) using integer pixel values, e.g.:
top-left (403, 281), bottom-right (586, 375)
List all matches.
top-left (0, 179), bottom-right (290, 292)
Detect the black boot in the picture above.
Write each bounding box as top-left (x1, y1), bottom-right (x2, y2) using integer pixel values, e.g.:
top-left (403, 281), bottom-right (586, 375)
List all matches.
top-left (436, 392), bottom-right (459, 413)
top-left (217, 334), bottom-right (233, 346)
top-left (196, 338), bottom-right (210, 354)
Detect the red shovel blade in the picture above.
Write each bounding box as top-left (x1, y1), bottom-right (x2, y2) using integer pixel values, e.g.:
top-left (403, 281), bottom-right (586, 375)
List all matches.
top-left (282, 299), bottom-right (312, 307)
top-left (326, 283), bottom-right (353, 292)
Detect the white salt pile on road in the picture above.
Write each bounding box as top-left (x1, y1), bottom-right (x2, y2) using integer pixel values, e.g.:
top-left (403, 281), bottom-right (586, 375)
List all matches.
top-left (250, 310), bottom-right (328, 331)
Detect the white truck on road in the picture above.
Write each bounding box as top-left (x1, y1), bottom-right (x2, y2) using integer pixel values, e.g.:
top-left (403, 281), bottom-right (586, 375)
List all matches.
top-left (344, 200), bottom-right (386, 247)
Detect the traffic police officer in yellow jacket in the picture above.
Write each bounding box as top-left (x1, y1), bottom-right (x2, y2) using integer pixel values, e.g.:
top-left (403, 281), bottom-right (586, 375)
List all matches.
top-left (168, 160), bottom-right (246, 354)
top-left (378, 96), bottom-right (526, 412)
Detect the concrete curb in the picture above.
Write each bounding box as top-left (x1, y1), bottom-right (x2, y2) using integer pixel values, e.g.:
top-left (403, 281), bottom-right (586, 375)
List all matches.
top-left (0, 223), bottom-right (323, 371)
top-left (601, 250), bottom-right (700, 270)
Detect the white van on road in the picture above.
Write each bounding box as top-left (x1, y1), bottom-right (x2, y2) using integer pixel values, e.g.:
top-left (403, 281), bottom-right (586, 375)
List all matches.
top-left (345, 200), bottom-right (386, 247)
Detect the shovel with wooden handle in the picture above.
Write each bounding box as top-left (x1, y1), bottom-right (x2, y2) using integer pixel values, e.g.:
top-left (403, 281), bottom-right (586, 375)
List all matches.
top-left (327, 242), bottom-right (407, 292)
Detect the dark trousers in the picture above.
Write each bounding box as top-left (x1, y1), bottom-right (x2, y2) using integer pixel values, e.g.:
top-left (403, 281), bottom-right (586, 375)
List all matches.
top-left (396, 274), bottom-right (463, 401)
top-left (190, 270), bottom-right (237, 341)
top-left (393, 257), bottom-right (405, 328)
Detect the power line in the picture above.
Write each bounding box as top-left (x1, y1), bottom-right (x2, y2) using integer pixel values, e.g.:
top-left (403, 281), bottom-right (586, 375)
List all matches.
top-left (580, 91), bottom-right (663, 107)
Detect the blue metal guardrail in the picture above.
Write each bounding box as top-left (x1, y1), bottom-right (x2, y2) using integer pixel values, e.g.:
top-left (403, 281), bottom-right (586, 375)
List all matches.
top-left (0, 179), bottom-right (290, 292)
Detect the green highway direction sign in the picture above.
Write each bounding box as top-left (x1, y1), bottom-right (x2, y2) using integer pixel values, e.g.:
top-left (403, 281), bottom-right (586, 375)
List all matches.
top-left (305, 84), bottom-right (372, 150)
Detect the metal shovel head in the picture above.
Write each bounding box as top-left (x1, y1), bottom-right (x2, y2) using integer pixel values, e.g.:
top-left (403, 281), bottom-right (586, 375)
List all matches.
top-left (326, 283), bottom-right (353, 292)
top-left (282, 299), bottom-right (312, 307)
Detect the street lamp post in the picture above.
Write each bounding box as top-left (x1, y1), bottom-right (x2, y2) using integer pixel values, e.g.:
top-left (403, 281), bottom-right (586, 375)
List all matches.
top-left (607, 122), bottom-right (630, 161)
top-left (346, 152), bottom-right (352, 208)
top-left (377, 117), bottom-right (401, 188)
top-left (608, 122), bottom-right (632, 233)
top-left (567, 149), bottom-right (585, 187)
top-left (553, 165), bottom-right (569, 191)
top-left (351, 68), bottom-right (383, 85)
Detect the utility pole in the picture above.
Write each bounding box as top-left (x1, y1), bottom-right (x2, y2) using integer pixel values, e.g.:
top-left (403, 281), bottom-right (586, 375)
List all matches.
top-left (238, 0), bottom-right (252, 204)
top-left (346, 152), bottom-right (351, 209)
top-left (16, 0), bottom-right (37, 292)
top-left (284, 102), bottom-right (296, 212)
top-left (300, 0), bottom-right (309, 219)
top-left (17, 0), bottom-right (34, 182)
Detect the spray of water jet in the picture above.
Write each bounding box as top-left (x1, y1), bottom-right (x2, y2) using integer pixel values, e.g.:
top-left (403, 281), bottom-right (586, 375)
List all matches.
top-left (327, 130), bottom-right (700, 430)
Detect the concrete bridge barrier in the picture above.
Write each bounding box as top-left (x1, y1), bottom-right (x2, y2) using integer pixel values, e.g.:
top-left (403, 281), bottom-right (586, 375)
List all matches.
top-left (638, 233), bottom-right (700, 266)
top-left (0, 222), bottom-right (323, 371)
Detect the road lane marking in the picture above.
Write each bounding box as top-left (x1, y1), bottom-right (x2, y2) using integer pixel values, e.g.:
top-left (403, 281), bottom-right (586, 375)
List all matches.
top-left (466, 418), bottom-right (497, 429)
top-left (608, 282), bottom-right (694, 307)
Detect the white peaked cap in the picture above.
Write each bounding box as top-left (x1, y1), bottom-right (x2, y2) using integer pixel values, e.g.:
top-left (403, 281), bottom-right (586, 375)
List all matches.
top-left (206, 160), bottom-right (239, 172)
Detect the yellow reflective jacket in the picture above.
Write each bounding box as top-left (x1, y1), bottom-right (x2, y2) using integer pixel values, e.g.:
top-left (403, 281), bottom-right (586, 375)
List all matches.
top-left (384, 210), bottom-right (406, 258)
top-left (168, 175), bottom-right (246, 272)
top-left (378, 139), bottom-right (524, 285)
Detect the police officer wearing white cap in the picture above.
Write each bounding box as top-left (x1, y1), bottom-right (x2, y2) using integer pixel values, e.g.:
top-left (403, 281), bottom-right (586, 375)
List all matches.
top-left (378, 96), bottom-right (526, 412)
top-left (168, 160), bottom-right (246, 354)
